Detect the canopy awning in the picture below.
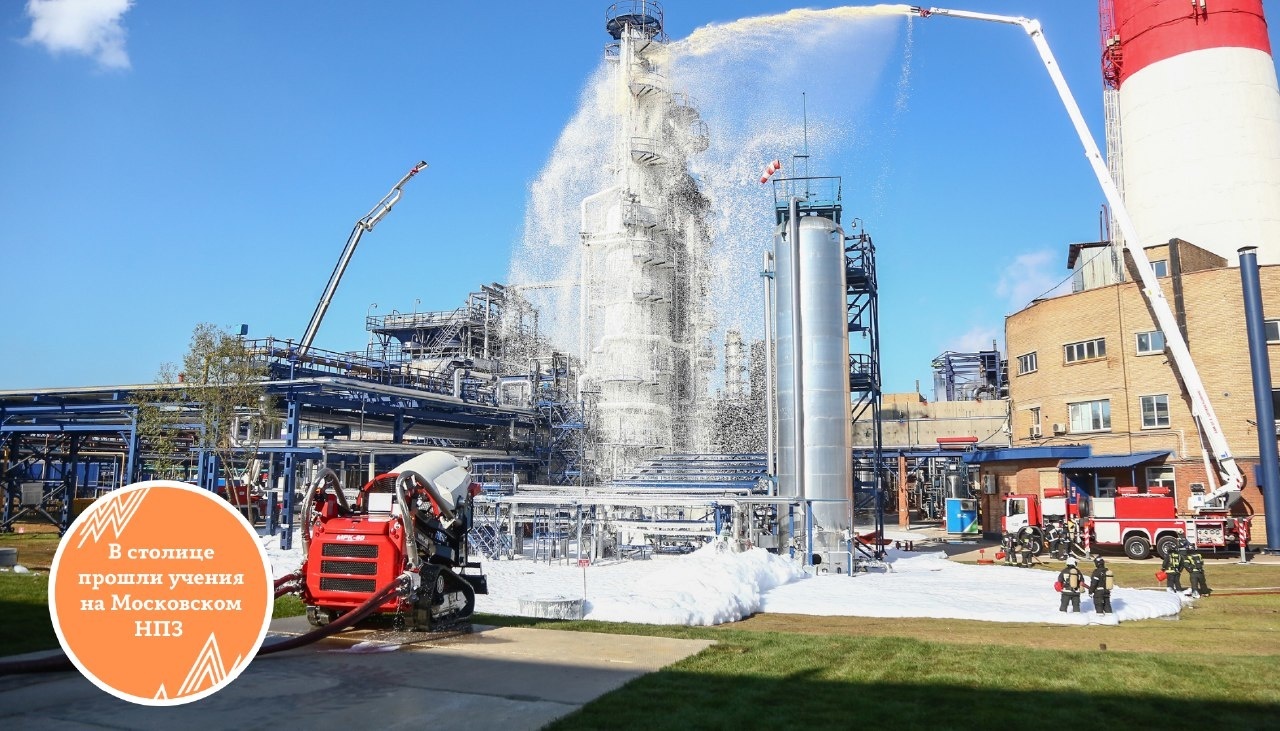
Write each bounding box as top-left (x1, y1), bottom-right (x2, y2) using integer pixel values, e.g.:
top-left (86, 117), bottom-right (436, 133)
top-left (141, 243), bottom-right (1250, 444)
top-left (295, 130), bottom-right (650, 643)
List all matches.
top-left (1058, 451), bottom-right (1170, 470)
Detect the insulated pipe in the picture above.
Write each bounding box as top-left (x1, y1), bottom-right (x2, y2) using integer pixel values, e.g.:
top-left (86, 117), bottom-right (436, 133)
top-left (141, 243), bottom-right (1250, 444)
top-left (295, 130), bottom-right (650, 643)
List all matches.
top-left (762, 250), bottom-right (777, 478)
top-left (788, 197), bottom-right (808, 566)
top-left (1240, 247), bottom-right (1280, 552)
top-left (578, 184), bottom-right (621, 369)
top-left (789, 196), bottom-right (805, 503)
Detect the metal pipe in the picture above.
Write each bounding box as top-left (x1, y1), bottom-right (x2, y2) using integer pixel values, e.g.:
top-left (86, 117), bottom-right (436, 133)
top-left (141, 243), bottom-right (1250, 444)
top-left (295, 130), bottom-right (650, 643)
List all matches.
top-left (789, 197), bottom-right (805, 505)
top-left (1240, 247), bottom-right (1280, 551)
top-left (394, 472), bottom-right (421, 569)
top-left (762, 250), bottom-right (777, 477)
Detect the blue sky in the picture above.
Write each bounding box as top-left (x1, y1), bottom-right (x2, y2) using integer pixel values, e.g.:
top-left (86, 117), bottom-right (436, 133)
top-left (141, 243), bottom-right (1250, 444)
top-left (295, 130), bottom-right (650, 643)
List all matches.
top-left (3, 1), bottom-right (1278, 395)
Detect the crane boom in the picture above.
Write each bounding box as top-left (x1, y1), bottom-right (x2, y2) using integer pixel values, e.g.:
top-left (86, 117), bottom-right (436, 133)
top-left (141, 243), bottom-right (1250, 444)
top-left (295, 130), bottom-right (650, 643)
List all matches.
top-left (913, 7), bottom-right (1244, 507)
top-left (296, 161), bottom-right (428, 356)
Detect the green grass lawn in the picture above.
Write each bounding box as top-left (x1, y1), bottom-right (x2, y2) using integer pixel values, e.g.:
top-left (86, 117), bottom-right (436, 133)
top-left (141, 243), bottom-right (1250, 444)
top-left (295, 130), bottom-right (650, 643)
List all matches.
top-left (0, 573), bottom-right (59, 656)
top-left (474, 613), bottom-right (1280, 730)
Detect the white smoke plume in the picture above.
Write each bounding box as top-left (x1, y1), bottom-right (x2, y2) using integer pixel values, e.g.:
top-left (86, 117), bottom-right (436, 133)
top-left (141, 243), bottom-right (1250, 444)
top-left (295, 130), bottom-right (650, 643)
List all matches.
top-left (24, 0), bottom-right (134, 70)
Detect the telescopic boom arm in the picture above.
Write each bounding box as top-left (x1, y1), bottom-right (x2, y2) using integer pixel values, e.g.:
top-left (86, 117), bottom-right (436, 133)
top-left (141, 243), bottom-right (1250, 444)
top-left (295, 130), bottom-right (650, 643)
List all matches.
top-left (296, 161), bottom-right (428, 356)
top-left (912, 7), bottom-right (1244, 506)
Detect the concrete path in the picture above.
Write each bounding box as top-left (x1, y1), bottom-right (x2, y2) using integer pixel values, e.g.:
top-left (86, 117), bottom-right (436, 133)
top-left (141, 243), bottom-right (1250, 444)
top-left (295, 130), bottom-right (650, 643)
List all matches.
top-left (0, 619), bottom-right (713, 730)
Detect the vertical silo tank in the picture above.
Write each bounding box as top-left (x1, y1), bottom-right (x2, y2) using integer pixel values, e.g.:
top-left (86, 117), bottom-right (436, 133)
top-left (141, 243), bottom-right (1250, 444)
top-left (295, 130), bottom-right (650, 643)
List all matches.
top-left (1111, 0), bottom-right (1280, 263)
top-left (773, 214), bottom-right (852, 530)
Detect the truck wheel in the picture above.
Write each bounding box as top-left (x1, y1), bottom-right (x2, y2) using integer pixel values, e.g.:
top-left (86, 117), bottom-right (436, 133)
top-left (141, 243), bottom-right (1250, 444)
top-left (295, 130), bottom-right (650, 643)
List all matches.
top-left (1124, 535), bottom-right (1152, 560)
top-left (1155, 534), bottom-right (1180, 560)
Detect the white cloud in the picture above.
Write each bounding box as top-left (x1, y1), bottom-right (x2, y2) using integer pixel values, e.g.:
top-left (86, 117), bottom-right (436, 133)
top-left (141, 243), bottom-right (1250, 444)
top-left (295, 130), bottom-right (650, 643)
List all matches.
top-left (995, 249), bottom-right (1071, 311)
top-left (944, 325), bottom-right (1002, 355)
top-left (25, 0), bottom-right (134, 70)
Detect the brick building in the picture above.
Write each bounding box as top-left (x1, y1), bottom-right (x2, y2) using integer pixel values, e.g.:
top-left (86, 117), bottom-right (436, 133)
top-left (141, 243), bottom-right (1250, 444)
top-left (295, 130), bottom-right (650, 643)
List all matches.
top-left (993, 240), bottom-right (1278, 543)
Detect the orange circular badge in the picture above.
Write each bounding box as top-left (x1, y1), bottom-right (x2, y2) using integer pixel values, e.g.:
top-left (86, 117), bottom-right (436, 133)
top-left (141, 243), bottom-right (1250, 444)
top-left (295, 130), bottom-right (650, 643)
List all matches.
top-left (49, 481), bottom-right (272, 705)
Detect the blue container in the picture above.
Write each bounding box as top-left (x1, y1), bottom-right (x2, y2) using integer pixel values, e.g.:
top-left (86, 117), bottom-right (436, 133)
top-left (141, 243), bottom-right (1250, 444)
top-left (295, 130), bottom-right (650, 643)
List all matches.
top-left (946, 498), bottom-right (979, 535)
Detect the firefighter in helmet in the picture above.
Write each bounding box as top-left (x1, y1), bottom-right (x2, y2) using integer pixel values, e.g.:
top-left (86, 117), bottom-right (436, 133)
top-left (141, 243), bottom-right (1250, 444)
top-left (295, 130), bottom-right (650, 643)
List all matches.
top-left (1186, 550), bottom-right (1212, 597)
top-left (1058, 557), bottom-right (1085, 613)
top-left (1162, 542), bottom-right (1186, 594)
top-left (1089, 555), bottom-right (1114, 614)
top-left (1046, 521), bottom-right (1065, 560)
top-left (1016, 525), bottom-right (1036, 567)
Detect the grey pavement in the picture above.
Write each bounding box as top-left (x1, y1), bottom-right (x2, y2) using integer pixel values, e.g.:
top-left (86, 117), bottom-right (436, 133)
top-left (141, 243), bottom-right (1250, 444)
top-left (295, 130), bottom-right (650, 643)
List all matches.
top-left (0, 620), bottom-right (713, 730)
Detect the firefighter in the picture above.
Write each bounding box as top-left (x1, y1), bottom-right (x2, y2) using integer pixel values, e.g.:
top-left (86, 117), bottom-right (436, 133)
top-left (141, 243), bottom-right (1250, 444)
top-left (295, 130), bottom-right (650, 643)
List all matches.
top-left (1089, 555), bottom-right (1114, 614)
top-left (1046, 521), bottom-right (1064, 559)
top-left (1016, 526), bottom-right (1035, 567)
top-left (1000, 532), bottom-right (1017, 565)
top-left (1162, 546), bottom-right (1186, 594)
top-left (1186, 551), bottom-right (1212, 597)
top-left (1058, 557), bottom-right (1085, 612)
top-left (1063, 517), bottom-right (1083, 558)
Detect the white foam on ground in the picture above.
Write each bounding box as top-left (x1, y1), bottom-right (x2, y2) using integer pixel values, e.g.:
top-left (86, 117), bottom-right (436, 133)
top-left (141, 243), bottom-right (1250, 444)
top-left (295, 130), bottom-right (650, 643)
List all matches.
top-left (261, 527), bottom-right (304, 580)
top-left (762, 551), bottom-right (1184, 626)
top-left (262, 528), bottom-right (1182, 626)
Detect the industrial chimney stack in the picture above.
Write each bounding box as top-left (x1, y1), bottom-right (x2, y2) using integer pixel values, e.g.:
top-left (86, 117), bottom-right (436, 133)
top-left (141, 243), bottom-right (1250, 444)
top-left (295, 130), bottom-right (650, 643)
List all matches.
top-left (1103, 0), bottom-right (1280, 264)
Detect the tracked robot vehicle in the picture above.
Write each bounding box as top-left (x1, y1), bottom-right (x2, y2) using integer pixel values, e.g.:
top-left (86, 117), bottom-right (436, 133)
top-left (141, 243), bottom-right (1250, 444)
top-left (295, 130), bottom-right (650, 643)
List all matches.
top-left (298, 451), bottom-right (488, 631)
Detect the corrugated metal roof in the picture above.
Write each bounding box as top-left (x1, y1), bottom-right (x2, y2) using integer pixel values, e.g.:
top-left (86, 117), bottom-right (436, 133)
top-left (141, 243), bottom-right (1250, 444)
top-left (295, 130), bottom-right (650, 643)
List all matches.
top-left (963, 446), bottom-right (1091, 464)
top-left (1058, 451), bottom-right (1170, 470)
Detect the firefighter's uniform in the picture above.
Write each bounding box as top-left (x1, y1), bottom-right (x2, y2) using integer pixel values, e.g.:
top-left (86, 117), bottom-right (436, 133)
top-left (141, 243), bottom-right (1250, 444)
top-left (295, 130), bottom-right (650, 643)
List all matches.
top-left (1186, 552), bottom-right (1212, 596)
top-left (1089, 556), bottom-right (1114, 614)
top-left (1162, 549), bottom-right (1186, 593)
top-left (1058, 558), bottom-right (1085, 612)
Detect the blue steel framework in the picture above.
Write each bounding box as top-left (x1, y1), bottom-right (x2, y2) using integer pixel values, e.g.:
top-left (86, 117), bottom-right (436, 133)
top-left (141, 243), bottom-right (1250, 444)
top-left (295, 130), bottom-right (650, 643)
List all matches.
top-left (1, 401), bottom-right (142, 533)
top-left (0, 355), bottom-right (544, 540)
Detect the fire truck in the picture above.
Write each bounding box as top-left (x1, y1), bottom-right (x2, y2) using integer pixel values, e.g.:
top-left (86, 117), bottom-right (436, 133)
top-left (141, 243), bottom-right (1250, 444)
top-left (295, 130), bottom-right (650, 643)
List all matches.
top-left (1089, 488), bottom-right (1250, 560)
top-left (920, 6), bottom-right (1251, 553)
top-left (1002, 488), bottom-right (1250, 560)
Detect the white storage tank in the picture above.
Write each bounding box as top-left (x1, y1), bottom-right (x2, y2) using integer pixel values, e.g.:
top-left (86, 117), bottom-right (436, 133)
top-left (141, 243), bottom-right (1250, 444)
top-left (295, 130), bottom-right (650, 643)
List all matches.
top-left (774, 214), bottom-right (852, 532)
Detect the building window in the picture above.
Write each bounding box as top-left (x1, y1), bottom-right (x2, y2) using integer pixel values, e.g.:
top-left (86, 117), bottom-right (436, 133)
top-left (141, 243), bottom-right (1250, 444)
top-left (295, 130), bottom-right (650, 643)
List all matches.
top-left (1064, 338), bottom-right (1106, 364)
top-left (1152, 259), bottom-right (1168, 277)
top-left (1266, 319), bottom-right (1279, 344)
top-left (1135, 330), bottom-right (1164, 355)
top-left (1140, 394), bottom-right (1170, 428)
top-left (1096, 477), bottom-right (1117, 498)
top-left (1068, 399), bottom-right (1111, 432)
top-left (1147, 466), bottom-right (1175, 490)
top-left (1017, 352), bottom-right (1037, 375)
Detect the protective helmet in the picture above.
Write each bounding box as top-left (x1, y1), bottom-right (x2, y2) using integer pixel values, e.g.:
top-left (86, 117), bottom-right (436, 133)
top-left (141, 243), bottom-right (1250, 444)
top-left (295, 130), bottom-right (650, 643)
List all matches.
top-left (1094, 556), bottom-right (1105, 567)
top-left (1066, 557), bottom-right (1077, 567)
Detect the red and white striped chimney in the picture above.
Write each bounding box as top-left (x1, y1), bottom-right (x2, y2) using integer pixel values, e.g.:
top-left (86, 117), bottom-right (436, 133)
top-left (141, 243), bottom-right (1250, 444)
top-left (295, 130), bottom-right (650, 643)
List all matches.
top-left (1107, 0), bottom-right (1280, 264)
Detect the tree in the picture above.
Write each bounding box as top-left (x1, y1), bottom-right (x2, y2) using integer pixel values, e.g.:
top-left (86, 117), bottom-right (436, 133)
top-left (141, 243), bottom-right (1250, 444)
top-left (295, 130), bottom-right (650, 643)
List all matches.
top-left (135, 324), bottom-right (270, 510)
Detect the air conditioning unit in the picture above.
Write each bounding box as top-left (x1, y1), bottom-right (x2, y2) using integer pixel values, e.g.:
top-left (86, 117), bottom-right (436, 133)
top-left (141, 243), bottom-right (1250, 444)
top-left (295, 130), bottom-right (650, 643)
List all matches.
top-left (982, 474), bottom-right (997, 494)
top-left (1029, 424), bottom-right (1042, 438)
top-left (1051, 423), bottom-right (1067, 435)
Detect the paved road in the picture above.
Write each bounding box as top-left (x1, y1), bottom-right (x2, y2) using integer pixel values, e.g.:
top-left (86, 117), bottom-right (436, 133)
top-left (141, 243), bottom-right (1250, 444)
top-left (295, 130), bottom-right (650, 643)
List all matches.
top-left (0, 619), bottom-right (713, 730)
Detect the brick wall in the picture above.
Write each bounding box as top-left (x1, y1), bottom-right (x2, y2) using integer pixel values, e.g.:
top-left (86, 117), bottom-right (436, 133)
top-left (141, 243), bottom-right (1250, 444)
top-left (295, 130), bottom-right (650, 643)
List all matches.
top-left (1006, 262), bottom-right (1280, 544)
